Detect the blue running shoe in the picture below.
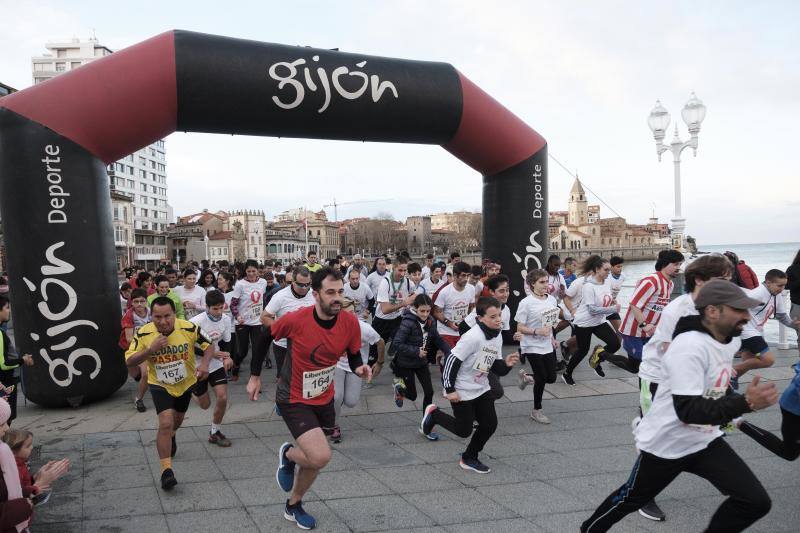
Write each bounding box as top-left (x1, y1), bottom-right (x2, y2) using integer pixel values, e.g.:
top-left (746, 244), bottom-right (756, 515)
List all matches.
top-left (420, 404), bottom-right (437, 437)
top-left (419, 430), bottom-right (440, 441)
top-left (284, 499), bottom-right (316, 530)
top-left (275, 403), bottom-right (282, 417)
top-left (276, 442), bottom-right (295, 492)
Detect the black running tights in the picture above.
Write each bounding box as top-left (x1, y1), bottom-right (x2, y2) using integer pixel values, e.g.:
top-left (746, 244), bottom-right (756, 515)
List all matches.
top-left (567, 322), bottom-right (620, 375)
top-left (431, 391), bottom-right (497, 460)
top-left (739, 407), bottom-right (800, 461)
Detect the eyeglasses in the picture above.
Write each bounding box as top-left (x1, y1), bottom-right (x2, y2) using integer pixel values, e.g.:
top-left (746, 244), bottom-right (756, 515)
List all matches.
top-left (294, 282), bottom-right (311, 288)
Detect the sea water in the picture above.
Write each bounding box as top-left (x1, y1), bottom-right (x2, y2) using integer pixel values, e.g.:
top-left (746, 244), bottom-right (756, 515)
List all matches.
top-left (616, 242), bottom-right (799, 346)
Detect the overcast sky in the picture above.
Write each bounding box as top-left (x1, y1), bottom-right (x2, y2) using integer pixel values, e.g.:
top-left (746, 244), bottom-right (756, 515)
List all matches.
top-left (2, 0), bottom-right (798, 246)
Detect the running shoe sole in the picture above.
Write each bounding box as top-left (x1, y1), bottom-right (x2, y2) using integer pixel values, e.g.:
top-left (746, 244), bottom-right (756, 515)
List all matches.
top-left (639, 505), bottom-right (666, 521)
top-left (561, 374), bottom-right (576, 386)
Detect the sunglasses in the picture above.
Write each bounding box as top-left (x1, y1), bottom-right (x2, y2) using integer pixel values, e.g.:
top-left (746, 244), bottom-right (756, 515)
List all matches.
top-left (294, 282), bottom-right (311, 288)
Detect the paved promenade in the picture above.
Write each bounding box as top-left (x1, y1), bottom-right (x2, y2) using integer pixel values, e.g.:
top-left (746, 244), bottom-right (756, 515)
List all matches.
top-left (15, 342), bottom-right (799, 533)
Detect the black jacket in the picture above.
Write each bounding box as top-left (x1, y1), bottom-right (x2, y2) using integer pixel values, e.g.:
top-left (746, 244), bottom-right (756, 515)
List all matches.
top-left (669, 316), bottom-right (751, 425)
top-left (392, 308), bottom-right (451, 369)
top-left (0, 330), bottom-right (24, 386)
top-left (786, 263), bottom-right (800, 305)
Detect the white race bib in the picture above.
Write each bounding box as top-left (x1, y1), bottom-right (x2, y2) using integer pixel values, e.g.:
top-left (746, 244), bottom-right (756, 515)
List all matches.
top-left (302, 365), bottom-right (335, 399)
top-left (155, 359), bottom-right (187, 385)
top-left (250, 303), bottom-right (263, 320)
top-left (473, 352), bottom-right (495, 374)
top-left (541, 308), bottom-right (560, 328)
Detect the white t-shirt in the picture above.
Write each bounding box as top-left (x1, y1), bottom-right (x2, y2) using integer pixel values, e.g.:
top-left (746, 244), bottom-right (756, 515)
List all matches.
top-left (608, 272), bottom-right (626, 299)
top-left (464, 305), bottom-right (511, 332)
top-left (415, 277), bottom-right (445, 296)
top-left (366, 270), bottom-right (389, 298)
top-left (374, 276), bottom-right (414, 320)
top-left (515, 294), bottom-right (559, 354)
top-left (231, 278), bottom-right (268, 327)
top-left (337, 319), bottom-right (381, 372)
top-left (742, 284), bottom-right (785, 340)
top-left (191, 312), bottom-right (232, 373)
top-left (546, 272), bottom-right (566, 302)
top-left (421, 265), bottom-right (431, 280)
top-left (222, 290), bottom-right (235, 328)
top-left (471, 280), bottom-right (484, 297)
top-left (638, 293), bottom-right (697, 383)
top-left (634, 329), bottom-right (741, 459)
top-left (434, 283), bottom-right (476, 336)
top-left (573, 278), bottom-right (614, 328)
top-left (562, 275), bottom-right (587, 321)
top-left (265, 285), bottom-right (315, 347)
top-left (173, 285), bottom-right (207, 320)
top-left (443, 325), bottom-right (503, 401)
top-left (343, 282), bottom-right (374, 317)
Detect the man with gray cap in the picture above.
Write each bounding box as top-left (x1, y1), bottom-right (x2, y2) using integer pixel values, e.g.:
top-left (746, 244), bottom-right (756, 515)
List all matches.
top-left (581, 280), bottom-right (778, 533)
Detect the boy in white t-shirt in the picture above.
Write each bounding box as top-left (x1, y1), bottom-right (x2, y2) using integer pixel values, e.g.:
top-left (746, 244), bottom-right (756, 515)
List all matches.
top-left (421, 296), bottom-right (520, 474)
top-left (734, 269), bottom-right (799, 388)
top-left (433, 262), bottom-right (476, 350)
top-left (581, 280), bottom-right (777, 532)
top-left (191, 289), bottom-right (234, 446)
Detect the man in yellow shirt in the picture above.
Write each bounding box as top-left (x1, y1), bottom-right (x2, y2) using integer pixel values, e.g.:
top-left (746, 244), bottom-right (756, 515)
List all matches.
top-left (126, 296), bottom-right (214, 491)
top-left (305, 251), bottom-right (323, 273)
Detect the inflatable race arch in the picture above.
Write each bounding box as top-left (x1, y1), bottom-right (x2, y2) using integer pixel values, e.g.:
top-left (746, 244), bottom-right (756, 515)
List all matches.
top-left (0, 30), bottom-right (547, 407)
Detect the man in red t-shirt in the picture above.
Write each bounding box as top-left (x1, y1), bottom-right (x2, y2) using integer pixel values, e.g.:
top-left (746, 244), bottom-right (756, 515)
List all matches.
top-left (250, 266), bottom-right (370, 530)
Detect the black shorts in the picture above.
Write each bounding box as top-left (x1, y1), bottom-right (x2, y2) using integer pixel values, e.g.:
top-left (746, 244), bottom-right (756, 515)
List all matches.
top-left (149, 384), bottom-right (193, 414)
top-left (741, 336), bottom-right (770, 356)
top-left (607, 312), bottom-right (621, 321)
top-left (192, 367), bottom-right (228, 397)
top-left (278, 400), bottom-right (336, 440)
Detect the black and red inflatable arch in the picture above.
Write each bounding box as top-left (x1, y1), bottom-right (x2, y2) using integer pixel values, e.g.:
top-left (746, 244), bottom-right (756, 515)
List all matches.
top-left (0, 30), bottom-right (547, 407)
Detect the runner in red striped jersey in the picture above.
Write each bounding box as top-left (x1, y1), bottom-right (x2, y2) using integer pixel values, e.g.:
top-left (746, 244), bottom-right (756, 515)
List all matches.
top-left (597, 250), bottom-right (684, 374)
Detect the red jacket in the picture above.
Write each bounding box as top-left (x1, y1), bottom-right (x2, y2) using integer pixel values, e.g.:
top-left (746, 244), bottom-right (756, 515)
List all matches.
top-left (736, 262), bottom-right (759, 290)
top-left (0, 460), bottom-right (32, 533)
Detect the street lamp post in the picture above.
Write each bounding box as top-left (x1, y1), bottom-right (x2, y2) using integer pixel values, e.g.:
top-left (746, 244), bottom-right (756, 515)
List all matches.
top-left (647, 93), bottom-right (707, 252)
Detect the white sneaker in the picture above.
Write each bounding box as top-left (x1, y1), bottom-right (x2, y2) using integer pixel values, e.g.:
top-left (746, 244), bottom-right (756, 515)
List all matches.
top-left (517, 369), bottom-right (533, 390)
top-left (530, 409), bottom-right (550, 424)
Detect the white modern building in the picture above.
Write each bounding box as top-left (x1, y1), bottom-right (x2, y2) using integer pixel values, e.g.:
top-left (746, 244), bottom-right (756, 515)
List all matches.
top-left (32, 37), bottom-right (169, 267)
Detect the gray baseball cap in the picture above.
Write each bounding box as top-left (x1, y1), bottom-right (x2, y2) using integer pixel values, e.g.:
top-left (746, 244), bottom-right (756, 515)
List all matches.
top-left (694, 279), bottom-right (761, 310)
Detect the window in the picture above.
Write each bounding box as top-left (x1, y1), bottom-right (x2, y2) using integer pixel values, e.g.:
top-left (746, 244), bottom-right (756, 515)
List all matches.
top-left (139, 170), bottom-right (147, 179)
top-left (34, 63), bottom-right (49, 72)
top-left (140, 183), bottom-right (147, 191)
top-left (141, 209), bottom-right (149, 217)
top-left (150, 185), bottom-right (157, 193)
top-left (71, 62), bottom-right (81, 70)
top-left (34, 78), bottom-right (47, 84)
top-left (115, 226), bottom-right (125, 242)
top-left (116, 163), bottom-right (124, 172)
top-left (139, 156), bottom-right (146, 165)
top-left (150, 160), bottom-right (156, 169)
top-left (57, 50), bottom-right (66, 58)
top-left (127, 179), bottom-right (134, 189)
top-left (55, 62), bottom-right (66, 72)
top-left (127, 165), bottom-right (134, 174)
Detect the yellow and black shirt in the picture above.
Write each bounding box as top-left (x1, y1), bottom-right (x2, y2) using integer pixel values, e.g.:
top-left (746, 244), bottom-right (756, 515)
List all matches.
top-left (125, 319), bottom-right (211, 397)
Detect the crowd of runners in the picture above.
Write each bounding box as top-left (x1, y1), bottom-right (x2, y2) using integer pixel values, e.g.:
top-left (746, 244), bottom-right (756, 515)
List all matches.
top-left (62, 246), bottom-right (798, 531)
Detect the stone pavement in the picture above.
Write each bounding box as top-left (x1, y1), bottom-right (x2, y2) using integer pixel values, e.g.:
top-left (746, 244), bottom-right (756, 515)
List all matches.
top-left (14, 343), bottom-right (800, 533)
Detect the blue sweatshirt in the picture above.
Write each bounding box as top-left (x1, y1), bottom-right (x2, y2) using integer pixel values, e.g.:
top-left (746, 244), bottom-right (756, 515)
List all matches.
top-left (780, 363), bottom-right (800, 416)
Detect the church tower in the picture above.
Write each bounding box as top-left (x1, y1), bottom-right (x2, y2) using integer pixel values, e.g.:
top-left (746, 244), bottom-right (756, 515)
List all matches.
top-left (568, 177), bottom-right (588, 226)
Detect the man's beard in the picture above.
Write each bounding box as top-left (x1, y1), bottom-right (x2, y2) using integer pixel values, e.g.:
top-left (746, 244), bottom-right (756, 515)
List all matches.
top-left (729, 319), bottom-right (749, 337)
top-left (320, 299), bottom-right (342, 316)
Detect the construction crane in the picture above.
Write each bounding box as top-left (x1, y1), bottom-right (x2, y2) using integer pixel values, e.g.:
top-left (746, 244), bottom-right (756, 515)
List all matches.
top-left (323, 197), bottom-right (393, 222)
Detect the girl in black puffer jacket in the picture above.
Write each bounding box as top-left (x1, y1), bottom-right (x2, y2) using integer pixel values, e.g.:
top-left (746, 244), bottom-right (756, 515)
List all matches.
top-left (391, 295), bottom-right (452, 439)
